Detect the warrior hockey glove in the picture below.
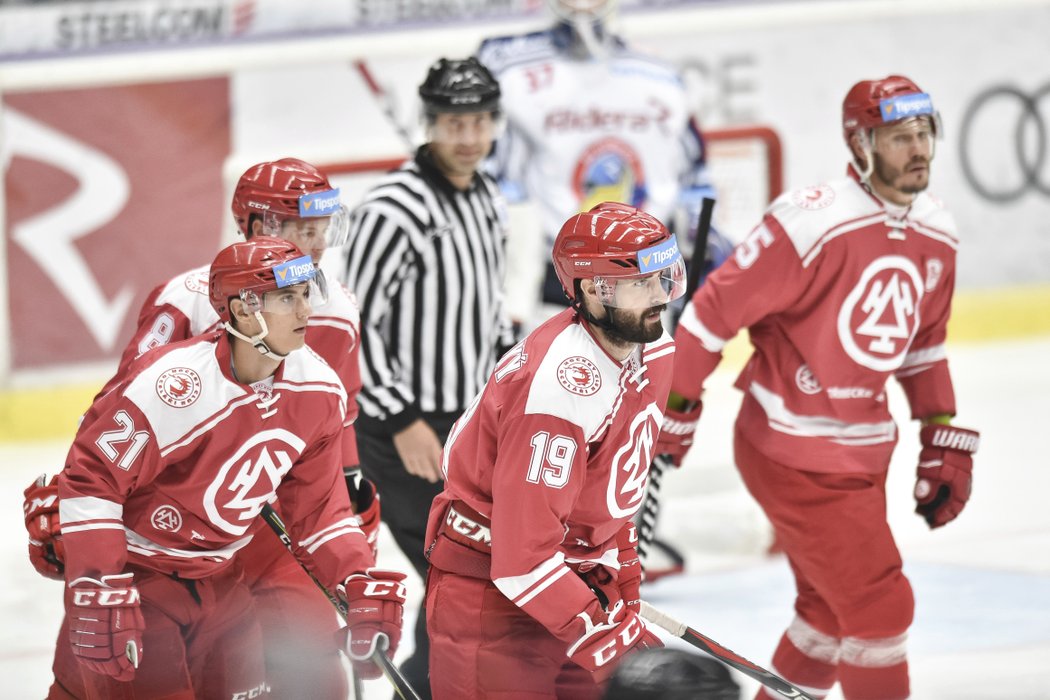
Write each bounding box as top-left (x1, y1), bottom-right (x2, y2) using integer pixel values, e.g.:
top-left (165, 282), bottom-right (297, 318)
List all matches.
top-left (914, 424), bottom-right (979, 529)
top-left (23, 474), bottom-right (65, 580)
top-left (337, 568), bottom-right (407, 680)
top-left (567, 600), bottom-right (662, 681)
top-left (66, 572), bottom-right (144, 681)
top-left (344, 467), bottom-right (381, 560)
top-left (656, 402), bottom-right (703, 467)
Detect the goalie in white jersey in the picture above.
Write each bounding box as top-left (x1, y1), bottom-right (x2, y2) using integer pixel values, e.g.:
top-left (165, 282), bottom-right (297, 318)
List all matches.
top-left (477, 0), bottom-right (727, 325)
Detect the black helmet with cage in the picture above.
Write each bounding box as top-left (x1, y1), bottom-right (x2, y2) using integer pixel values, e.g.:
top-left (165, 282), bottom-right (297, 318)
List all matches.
top-left (418, 57), bottom-right (501, 118)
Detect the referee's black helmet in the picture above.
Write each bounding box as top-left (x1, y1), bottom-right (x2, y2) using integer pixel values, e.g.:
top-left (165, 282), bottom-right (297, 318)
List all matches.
top-left (419, 57), bottom-right (501, 115)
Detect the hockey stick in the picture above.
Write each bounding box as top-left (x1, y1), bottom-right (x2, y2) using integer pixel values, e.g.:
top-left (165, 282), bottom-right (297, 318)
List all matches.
top-left (260, 503), bottom-right (422, 700)
top-left (637, 197), bottom-right (716, 570)
top-left (640, 601), bottom-right (815, 700)
top-left (354, 59), bottom-right (416, 152)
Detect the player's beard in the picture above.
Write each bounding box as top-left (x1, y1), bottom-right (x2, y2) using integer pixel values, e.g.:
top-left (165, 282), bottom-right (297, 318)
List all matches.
top-left (605, 303), bottom-right (666, 345)
top-left (875, 152), bottom-right (930, 195)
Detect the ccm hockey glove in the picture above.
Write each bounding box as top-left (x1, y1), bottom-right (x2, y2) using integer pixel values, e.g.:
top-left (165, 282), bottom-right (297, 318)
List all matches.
top-left (66, 573), bottom-right (144, 681)
top-left (656, 402), bottom-right (703, 467)
top-left (915, 424), bottom-right (980, 528)
top-left (23, 474), bottom-right (65, 580)
top-left (344, 467), bottom-right (381, 559)
top-left (567, 601), bottom-right (662, 681)
top-left (337, 568), bottom-right (407, 679)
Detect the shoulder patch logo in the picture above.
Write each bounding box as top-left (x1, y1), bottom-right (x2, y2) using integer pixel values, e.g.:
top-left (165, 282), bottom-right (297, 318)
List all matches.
top-left (557, 356), bottom-right (602, 396)
top-left (184, 272), bottom-right (209, 296)
top-left (150, 505), bottom-right (183, 532)
top-left (791, 185), bottom-right (835, 211)
top-left (156, 367), bottom-right (203, 408)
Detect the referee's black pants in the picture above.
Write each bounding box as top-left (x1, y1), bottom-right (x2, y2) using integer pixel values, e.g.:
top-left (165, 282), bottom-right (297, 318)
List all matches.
top-left (357, 411), bottom-right (459, 700)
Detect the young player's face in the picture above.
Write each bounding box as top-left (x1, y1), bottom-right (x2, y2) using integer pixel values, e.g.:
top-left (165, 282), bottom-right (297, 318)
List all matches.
top-left (257, 283), bottom-right (312, 355)
top-left (428, 111), bottom-right (497, 180)
top-left (279, 217), bottom-right (330, 263)
top-left (871, 117), bottom-right (934, 198)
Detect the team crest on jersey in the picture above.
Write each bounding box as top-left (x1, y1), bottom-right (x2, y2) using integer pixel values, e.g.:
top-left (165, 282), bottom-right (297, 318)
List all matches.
top-left (795, 364), bottom-right (822, 395)
top-left (557, 356), bottom-right (602, 396)
top-left (607, 403), bottom-right (662, 517)
top-left (183, 272), bottom-right (209, 296)
top-left (156, 367), bottom-right (202, 408)
top-left (573, 137), bottom-right (647, 211)
top-left (791, 185), bottom-right (835, 210)
top-left (204, 430), bottom-right (306, 535)
top-left (838, 256), bottom-right (925, 371)
top-left (150, 505), bottom-right (182, 532)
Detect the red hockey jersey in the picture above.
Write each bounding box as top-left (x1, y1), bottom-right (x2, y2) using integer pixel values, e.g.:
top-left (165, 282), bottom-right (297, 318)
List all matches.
top-left (58, 332), bottom-right (373, 589)
top-left (96, 263), bottom-right (363, 466)
top-left (428, 308), bottom-right (674, 642)
top-left (674, 166), bottom-right (959, 473)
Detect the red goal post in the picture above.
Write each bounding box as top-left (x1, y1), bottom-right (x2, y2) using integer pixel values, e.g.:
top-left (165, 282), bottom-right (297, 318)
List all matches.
top-left (321, 124), bottom-right (783, 244)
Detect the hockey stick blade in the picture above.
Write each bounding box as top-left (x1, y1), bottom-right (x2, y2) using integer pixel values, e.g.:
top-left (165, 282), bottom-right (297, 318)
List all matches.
top-left (640, 602), bottom-right (815, 700)
top-left (259, 503), bottom-right (421, 700)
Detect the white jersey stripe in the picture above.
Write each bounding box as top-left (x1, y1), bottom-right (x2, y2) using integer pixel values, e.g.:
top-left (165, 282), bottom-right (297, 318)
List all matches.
top-left (749, 382), bottom-right (897, 445)
top-left (60, 496), bottom-right (122, 525)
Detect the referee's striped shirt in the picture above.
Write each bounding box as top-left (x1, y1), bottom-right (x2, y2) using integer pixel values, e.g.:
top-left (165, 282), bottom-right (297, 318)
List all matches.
top-left (341, 146), bottom-right (515, 430)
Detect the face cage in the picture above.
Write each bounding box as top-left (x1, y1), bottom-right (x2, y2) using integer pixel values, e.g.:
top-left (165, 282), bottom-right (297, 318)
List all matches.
top-left (592, 258), bottom-right (687, 309)
top-left (260, 206), bottom-right (352, 248)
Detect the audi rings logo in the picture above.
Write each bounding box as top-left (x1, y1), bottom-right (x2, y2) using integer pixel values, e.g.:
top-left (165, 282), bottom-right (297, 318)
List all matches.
top-left (960, 84), bottom-right (1050, 202)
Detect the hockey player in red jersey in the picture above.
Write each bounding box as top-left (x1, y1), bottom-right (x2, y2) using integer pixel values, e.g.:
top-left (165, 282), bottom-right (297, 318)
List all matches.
top-left (43, 239), bottom-right (406, 698)
top-left (657, 76), bottom-right (980, 700)
top-left (423, 202), bottom-right (689, 698)
top-left (24, 159), bottom-right (380, 699)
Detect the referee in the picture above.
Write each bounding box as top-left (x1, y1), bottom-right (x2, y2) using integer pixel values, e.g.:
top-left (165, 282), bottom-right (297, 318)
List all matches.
top-left (340, 57), bottom-right (514, 698)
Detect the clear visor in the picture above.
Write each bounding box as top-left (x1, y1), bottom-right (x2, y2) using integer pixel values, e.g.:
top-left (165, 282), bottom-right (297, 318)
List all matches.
top-left (238, 270), bottom-right (328, 316)
top-left (871, 114), bottom-right (940, 154)
top-left (260, 206), bottom-right (352, 251)
top-left (426, 111), bottom-right (505, 146)
top-left (593, 258), bottom-right (687, 309)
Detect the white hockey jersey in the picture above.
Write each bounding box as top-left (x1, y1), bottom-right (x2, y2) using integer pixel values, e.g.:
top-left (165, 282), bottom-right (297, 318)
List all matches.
top-left (478, 24), bottom-right (712, 249)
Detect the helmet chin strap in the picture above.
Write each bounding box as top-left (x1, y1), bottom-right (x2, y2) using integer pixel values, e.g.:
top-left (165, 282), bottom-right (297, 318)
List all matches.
top-left (225, 312), bottom-right (289, 362)
top-left (569, 14), bottom-right (609, 59)
top-left (855, 130), bottom-right (876, 184)
top-left (573, 297), bottom-right (620, 336)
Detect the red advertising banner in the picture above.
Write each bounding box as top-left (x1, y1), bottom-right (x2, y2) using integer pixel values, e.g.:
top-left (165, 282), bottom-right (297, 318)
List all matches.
top-left (4, 78), bottom-right (229, 371)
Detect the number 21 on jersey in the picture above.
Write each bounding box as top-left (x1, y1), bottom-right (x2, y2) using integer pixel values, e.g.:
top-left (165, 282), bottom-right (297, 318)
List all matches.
top-left (527, 432), bottom-right (577, 489)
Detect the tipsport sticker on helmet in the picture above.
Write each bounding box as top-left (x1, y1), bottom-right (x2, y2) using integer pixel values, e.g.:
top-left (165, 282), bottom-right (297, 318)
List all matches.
top-left (880, 93), bottom-right (934, 123)
top-left (298, 188), bottom-right (342, 217)
top-left (273, 255), bottom-right (316, 288)
top-left (637, 237), bottom-right (681, 274)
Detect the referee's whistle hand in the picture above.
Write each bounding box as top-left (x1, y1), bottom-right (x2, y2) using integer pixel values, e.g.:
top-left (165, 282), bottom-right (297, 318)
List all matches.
top-left (392, 419), bottom-right (445, 483)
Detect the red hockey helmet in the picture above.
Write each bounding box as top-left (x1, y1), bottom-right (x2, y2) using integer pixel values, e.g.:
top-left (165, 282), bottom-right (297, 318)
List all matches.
top-left (231, 158), bottom-right (350, 246)
top-left (552, 201), bottom-right (687, 307)
top-left (842, 75), bottom-right (940, 146)
top-left (209, 238), bottom-right (325, 324)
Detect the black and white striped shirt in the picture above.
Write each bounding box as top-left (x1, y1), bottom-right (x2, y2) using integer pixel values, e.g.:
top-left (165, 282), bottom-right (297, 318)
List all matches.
top-left (341, 147), bottom-right (515, 430)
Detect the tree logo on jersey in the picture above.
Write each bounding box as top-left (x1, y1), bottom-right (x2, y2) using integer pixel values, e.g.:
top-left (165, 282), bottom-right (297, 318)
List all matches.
top-left (183, 272), bottom-right (209, 296)
top-left (607, 403), bottom-right (662, 517)
top-left (150, 505), bottom-right (182, 532)
top-left (557, 356), bottom-right (602, 396)
top-left (791, 184), bottom-right (835, 210)
top-left (204, 430), bottom-right (306, 535)
top-left (156, 367), bottom-right (202, 408)
top-left (573, 137), bottom-right (647, 211)
top-left (795, 364), bottom-right (822, 395)
top-left (838, 256), bottom-right (925, 371)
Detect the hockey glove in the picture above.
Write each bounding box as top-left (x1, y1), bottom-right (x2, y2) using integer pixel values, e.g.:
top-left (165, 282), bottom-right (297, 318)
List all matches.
top-left (656, 402), bottom-right (703, 467)
top-left (66, 572), bottom-right (144, 681)
top-left (344, 467), bottom-right (381, 559)
top-left (914, 424), bottom-right (979, 529)
top-left (337, 568), bottom-right (407, 679)
top-left (23, 474), bottom-right (65, 580)
top-left (567, 601), bottom-right (662, 681)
